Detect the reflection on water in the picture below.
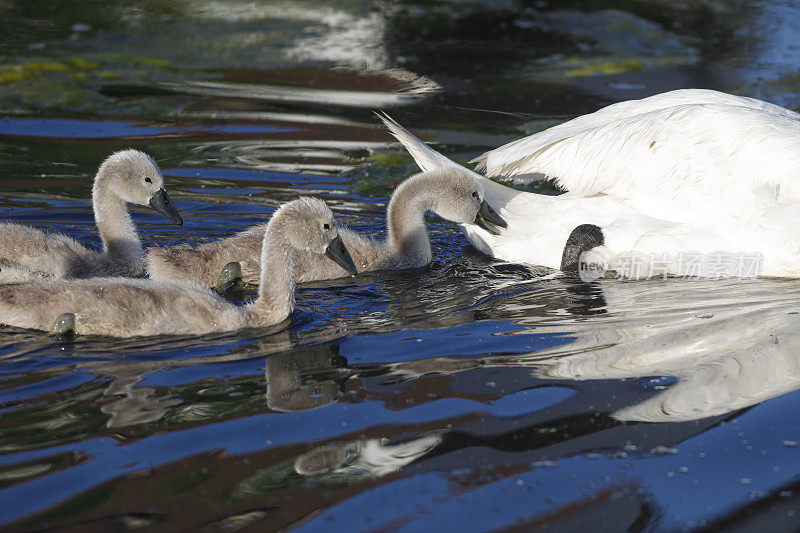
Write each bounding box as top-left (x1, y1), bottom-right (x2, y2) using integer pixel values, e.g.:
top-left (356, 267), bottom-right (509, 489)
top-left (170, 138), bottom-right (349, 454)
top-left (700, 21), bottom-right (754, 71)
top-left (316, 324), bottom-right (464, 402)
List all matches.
top-left (532, 279), bottom-right (800, 423)
top-left (3, 0), bottom-right (800, 531)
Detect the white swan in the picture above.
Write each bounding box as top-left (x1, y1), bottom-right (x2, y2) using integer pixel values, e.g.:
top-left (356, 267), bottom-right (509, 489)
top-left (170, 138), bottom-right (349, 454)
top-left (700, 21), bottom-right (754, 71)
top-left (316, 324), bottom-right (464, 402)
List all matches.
top-left (0, 149), bottom-right (183, 282)
top-left (379, 89), bottom-right (800, 277)
top-left (146, 167), bottom-right (506, 286)
top-left (0, 197), bottom-right (357, 337)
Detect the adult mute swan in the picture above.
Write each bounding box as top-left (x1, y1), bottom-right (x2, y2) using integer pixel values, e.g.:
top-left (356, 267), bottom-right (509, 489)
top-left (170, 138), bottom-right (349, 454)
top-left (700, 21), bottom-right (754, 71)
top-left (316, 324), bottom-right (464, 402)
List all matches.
top-left (0, 197), bottom-right (357, 337)
top-left (146, 167), bottom-right (506, 286)
top-left (0, 149), bottom-right (183, 282)
top-left (380, 89), bottom-right (800, 278)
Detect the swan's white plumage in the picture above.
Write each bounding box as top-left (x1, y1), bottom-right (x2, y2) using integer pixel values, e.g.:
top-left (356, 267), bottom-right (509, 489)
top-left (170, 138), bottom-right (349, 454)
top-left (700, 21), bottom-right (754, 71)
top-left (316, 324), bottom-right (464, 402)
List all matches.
top-left (474, 88), bottom-right (800, 181)
top-left (380, 89), bottom-right (800, 277)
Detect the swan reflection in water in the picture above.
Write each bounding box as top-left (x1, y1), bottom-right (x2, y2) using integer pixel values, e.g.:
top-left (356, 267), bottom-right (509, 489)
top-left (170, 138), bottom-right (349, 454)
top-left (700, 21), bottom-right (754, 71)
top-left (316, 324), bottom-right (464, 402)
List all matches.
top-left (265, 345), bottom-right (444, 480)
top-left (293, 433), bottom-right (443, 479)
top-left (526, 277), bottom-right (800, 423)
top-left (264, 275), bottom-right (800, 484)
top-left (15, 272), bottom-right (794, 480)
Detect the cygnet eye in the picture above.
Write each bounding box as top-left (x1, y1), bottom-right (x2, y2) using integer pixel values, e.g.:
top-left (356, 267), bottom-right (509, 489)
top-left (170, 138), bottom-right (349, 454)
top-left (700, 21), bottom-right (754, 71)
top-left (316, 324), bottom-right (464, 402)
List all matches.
top-left (471, 191), bottom-right (479, 198)
top-left (144, 177), bottom-right (152, 184)
top-left (323, 223), bottom-right (330, 230)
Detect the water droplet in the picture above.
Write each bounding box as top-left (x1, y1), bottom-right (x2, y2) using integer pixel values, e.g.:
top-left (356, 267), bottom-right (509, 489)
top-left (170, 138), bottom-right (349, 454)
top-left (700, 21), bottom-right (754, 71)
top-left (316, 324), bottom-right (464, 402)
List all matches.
top-left (783, 440), bottom-right (798, 448)
top-left (650, 445), bottom-right (678, 455)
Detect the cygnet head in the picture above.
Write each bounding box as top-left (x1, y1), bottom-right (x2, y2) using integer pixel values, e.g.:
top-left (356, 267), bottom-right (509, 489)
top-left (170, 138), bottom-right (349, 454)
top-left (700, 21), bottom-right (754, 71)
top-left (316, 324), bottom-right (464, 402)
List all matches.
top-left (97, 149), bottom-right (183, 226)
top-left (277, 197), bottom-right (358, 274)
top-left (419, 168), bottom-right (507, 235)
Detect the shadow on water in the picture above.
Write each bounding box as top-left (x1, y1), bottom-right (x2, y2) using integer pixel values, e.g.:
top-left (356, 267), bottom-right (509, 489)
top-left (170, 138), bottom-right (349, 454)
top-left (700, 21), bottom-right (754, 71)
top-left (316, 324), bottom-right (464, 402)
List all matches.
top-left (2, 0), bottom-right (800, 531)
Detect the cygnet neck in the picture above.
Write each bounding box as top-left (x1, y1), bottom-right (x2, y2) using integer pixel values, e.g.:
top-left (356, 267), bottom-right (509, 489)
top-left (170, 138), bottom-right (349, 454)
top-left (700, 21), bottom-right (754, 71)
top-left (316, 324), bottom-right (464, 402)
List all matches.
top-left (387, 173), bottom-right (438, 263)
top-left (92, 166), bottom-right (143, 269)
top-left (248, 212), bottom-right (296, 325)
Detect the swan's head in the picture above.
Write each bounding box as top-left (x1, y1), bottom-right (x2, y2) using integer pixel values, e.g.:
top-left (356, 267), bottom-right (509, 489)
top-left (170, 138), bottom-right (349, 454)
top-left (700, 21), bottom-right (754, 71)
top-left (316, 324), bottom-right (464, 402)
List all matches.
top-left (412, 168), bottom-right (507, 235)
top-left (277, 197), bottom-right (358, 275)
top-left (96, 149), bottom-right (183, 226)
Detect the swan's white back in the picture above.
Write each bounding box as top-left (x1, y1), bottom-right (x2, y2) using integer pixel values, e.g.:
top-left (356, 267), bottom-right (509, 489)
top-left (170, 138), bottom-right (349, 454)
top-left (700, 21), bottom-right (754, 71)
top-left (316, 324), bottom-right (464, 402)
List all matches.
top-left (475, 90), bottom-right (800, 223)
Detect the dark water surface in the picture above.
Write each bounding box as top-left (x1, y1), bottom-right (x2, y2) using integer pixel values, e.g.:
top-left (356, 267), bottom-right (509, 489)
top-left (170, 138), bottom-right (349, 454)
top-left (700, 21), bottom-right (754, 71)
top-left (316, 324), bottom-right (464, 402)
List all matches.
top-left (2, 1), bottom-right (800, 531)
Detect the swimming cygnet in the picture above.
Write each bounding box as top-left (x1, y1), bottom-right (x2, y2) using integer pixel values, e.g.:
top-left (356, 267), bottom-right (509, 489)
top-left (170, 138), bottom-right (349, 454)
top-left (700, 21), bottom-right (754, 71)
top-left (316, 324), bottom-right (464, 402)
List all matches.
top-left (0, 197), bottom-right (356, 337)
top-left (146, 167), bottom-right (506, 286)
top-left (0, 149), bottom-right (182, 283)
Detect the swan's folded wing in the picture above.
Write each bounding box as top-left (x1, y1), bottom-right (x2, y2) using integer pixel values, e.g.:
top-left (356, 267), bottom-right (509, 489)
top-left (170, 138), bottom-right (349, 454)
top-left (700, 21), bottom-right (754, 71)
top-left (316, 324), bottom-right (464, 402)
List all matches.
top-left (473, 88), bottom-right (799, 180)
top-left (472, 103), bottom-right (800, 219)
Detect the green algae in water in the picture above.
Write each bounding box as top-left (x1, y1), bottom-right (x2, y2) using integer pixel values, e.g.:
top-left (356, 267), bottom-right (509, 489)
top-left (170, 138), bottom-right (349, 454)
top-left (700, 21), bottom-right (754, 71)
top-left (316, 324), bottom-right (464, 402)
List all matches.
top-left (0, 52), bottom-right (186, 114)
top-left (97, 71), bottom-right (121, 80)
top-left (64, 57), bottom-right (100, 71)
top-left (567, 58), bottom-right (644, 77)
top-left (564, 56), bottom-right (692, 77)
top-left (0, 60), bottom-right (72, 85)
top-left (522, 9), bottom-right (698, 82)
top-left (102, 53), bottom-right (172, 69)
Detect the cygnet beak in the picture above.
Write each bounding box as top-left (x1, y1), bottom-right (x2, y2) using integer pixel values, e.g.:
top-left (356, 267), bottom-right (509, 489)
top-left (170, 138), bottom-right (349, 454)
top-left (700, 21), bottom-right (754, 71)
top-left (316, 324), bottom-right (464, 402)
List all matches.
top-left (325, 235), bottom-right (358, 275)
top-left (474, 200), bottom-right (507, 235)
top-left (149, 188), bottom-right (183, 226)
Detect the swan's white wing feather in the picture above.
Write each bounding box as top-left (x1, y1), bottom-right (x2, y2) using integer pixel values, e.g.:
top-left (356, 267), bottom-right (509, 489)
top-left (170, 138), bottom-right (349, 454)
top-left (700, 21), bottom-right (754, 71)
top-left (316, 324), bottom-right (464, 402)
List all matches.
top-left (473, 102), bottom-right (800, 220)
top-left (473, 89), bottom-right (800, 177)
top-left (375, 112), bottom-right (521, 210)
top-left (375, 111), bottom-right (461, 172)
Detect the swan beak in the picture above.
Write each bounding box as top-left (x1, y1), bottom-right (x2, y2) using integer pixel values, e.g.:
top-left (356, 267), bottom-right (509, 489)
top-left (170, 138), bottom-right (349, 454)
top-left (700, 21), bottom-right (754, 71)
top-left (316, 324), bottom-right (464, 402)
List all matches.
top-left (325, 236), bottom-right (358, 275)
top-left (474, 200), bottom-right (507, 235)
top-left (149, 188), bottom-right (183, 226)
